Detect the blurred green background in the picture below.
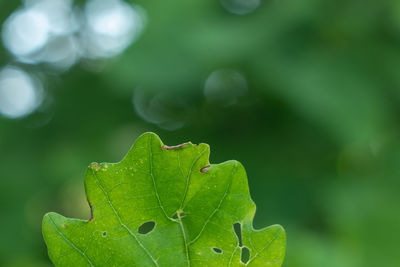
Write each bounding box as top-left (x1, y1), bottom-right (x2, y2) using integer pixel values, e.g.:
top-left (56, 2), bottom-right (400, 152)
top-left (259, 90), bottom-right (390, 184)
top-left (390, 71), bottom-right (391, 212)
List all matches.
top-left (1, 0), bottom-right (400, 266)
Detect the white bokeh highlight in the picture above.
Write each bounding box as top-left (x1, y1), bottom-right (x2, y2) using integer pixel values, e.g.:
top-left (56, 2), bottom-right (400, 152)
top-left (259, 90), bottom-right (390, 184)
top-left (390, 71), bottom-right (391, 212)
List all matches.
top-left (83, 0), bottom-right (146, 58)
top-left (2, 9), bottom-right (50, 56)
top-left (25, 0), bottom-right (78, 35)
top-left (2, 0), bottom-right (146, 70)
top-left (0, 67), bottom-right (44, 119)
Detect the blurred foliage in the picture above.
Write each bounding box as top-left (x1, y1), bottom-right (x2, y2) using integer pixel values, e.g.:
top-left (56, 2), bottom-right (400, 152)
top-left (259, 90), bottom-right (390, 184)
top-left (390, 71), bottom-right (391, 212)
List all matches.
top-left (0, 0), bottom-right (400, 266)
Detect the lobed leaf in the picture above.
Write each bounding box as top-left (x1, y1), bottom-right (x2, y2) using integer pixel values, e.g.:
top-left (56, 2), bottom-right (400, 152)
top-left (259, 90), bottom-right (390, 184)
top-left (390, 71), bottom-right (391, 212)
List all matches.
top-left (43, 132), bottom-right (285, 266)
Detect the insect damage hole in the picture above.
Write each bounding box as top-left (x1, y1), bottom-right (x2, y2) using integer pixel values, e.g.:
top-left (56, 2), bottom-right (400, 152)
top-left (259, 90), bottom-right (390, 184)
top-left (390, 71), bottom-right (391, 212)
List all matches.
top-left (212, 247), bottom-right (222, 254)
top-left (102, 231), bottom-right (107, 237)
top-left (138, 221), bottom-right (156, 234)
top-left (241, 247), bottom-right (250, 264)
top-left (233, 222), bottom-right (242, 247)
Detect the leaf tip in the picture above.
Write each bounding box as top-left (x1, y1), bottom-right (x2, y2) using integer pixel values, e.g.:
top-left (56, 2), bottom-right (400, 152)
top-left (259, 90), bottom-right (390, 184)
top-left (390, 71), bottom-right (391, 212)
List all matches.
top-left (42, 212), bottom-right (62, 240)
top-left (139, 131), bottom-right (161, 142)
top-left (269, 224), bottom-right (286, 236)
top-left (42, 211), bottom-right (57, 223)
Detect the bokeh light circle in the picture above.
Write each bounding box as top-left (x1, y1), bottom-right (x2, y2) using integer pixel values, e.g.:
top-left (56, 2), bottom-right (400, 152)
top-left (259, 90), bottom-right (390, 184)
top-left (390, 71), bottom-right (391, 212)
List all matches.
top-left (220, 0), bottom-right (261, 15)
top-left (0, 67), bottom-right (44, 119)
top-left (2, 8), bottom-right (50, 56)
top-left (83, 0), bottom-right (146, 58)
top-left (204, 69), bottom-right (248, 106)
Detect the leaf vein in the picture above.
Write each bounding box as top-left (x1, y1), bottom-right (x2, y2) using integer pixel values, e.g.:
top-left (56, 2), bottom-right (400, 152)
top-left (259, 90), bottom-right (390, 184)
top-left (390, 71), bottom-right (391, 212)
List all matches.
top-left (48, 215), bottom-right (94, 267)
top-left (188, 163), bottom-right (237, 246)
top-left (91, 169), bottom-right (159, 267)
top-left (180, 148), bottom-right (207, 209)
top-left (247, 227), bottom-right (282, 265)
top-left (148, 134), bottom-right (174, 221)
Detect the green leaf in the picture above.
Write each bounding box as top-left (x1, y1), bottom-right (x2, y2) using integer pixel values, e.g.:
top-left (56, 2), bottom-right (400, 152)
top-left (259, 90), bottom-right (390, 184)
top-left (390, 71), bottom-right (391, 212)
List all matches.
top-left (42, 132), bottom-right (285, 266)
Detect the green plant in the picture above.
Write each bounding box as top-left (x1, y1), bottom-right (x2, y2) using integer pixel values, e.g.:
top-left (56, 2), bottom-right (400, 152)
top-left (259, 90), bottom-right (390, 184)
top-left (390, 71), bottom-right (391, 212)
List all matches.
top-left (42, 132), bottom-right (285, 266)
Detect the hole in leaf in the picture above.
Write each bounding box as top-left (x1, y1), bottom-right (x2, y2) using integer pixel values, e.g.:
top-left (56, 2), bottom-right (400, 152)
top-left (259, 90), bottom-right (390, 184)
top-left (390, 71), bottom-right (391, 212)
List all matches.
top-left (241, 247), bottom-right (250, 264)
top-left (102, 231), bottom-right (107, 237)
top-left (138, 221), bottom-right (155, 234)
top-left (212, 247), bottom-right (222, 254)
top-left (233, 222), bottom-right (242, 247)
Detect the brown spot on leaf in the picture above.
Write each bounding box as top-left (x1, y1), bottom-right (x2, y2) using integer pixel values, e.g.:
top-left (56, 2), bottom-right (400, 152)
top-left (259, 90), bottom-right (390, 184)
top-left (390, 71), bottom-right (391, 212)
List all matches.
top-left (162, 142), bottom-right (189, 150)
top-left (89, 162), bottom-right (101, 171)
top-left (200, 165), bottom-right (211, 173)
top-left (88, 200), bottom-right (94, 222)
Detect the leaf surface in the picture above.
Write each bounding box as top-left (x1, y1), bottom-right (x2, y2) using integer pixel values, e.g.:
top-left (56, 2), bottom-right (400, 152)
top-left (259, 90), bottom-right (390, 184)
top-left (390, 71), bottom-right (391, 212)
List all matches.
top-left (43, 133), bottom-right (285, 266)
